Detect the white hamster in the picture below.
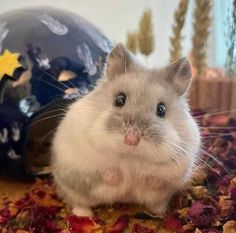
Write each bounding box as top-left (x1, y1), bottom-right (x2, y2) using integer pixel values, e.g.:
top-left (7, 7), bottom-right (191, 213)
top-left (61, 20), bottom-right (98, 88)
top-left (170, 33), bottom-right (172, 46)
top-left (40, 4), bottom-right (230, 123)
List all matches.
top-left (51, 43), bottom-right (201, 217)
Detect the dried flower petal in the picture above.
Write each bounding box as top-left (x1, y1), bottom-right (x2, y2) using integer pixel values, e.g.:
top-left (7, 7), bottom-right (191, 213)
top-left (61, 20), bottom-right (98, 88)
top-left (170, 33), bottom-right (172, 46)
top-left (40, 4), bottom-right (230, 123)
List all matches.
top-left (218, 196), bottom-right (235, 219)
top-left (163, 215), bottom-right (184, 233)
top-left (0, 113), bottom-right (236, 232)
top-left (195, 229), bottom-right (202, 233)
top-left (108, 215), bottom-right (129, 233)
top-left (229, 186), bottom-right (236, 202)
top-left (191, 186), bottom-right (209, 199)
top-left (0, 208), bottom-right (10, 218)
top-left (68, 215), bottom-right (102, 233)
top-left (188, 201), bottom-right (217, 227)
top-left (132, 223), bottom-right (155, 233)
top-left (223, 220), bottom-right (236, 233)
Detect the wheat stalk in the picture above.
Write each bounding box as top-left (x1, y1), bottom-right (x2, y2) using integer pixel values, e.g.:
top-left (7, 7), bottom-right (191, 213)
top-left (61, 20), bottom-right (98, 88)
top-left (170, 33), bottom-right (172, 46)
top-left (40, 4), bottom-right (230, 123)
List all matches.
top-left (126, 31), bottom-right (137, 54)
top-left (169, 0), bottom-right (189, 62)
top-left (192, 0), bottom-right (212, 77)
top-left (138, 9), bottom-right (155, 59)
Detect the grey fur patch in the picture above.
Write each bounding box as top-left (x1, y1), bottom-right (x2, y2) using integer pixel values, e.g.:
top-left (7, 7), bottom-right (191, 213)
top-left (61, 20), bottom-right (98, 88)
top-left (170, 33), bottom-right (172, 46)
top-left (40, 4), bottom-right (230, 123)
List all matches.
top-left (106, 111), bottom-right (163, 145)
top-left (53, 167), bottom-right (101, 198)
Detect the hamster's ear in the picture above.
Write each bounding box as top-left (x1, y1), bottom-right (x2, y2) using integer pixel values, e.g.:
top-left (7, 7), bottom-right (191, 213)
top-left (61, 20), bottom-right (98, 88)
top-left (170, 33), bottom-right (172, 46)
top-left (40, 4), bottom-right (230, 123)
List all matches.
top-left (165, 57), bottom-right (192, 96)
top-left (105, 43), bottom-right (139, 79)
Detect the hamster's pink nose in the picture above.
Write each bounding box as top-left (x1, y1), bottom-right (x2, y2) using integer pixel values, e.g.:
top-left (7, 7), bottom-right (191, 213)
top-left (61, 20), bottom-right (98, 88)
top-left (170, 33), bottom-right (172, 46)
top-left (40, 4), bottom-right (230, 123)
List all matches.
top-left (124, 128), bottom-right (141, 146)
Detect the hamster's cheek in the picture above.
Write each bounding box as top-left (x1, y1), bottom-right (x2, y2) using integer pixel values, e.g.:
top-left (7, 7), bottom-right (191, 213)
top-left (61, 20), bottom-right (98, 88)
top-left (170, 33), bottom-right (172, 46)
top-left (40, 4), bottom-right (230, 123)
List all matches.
top-left (88, 113), bottom-right (124, 155)
top-left (142, 123), bottom-right (180, 164)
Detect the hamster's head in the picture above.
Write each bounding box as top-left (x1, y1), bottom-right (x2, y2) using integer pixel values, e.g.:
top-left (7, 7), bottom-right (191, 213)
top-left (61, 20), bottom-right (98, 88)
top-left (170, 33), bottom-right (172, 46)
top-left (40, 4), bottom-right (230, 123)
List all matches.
top-left (85, 43), bottom-right (201, 171)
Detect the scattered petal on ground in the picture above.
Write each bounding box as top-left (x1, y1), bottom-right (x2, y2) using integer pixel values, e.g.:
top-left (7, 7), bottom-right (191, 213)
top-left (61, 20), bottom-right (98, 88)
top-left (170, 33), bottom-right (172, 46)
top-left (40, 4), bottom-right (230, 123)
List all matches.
top-left (1, 113), bottom-right (236, 232)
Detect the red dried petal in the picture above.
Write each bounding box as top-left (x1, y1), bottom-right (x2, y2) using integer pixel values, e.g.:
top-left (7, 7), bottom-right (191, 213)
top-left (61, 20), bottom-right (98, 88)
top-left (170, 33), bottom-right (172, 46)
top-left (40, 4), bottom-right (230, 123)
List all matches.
top-left (68, 215), bottom-right (100, 233)
top-left (0, 208), bottom-right (10, 218)
top-left (45, 219), bottom-right (60, 232)
top-left (37, 190), bottom-right (46, 199)
top-left (163, 215), bottom-right (184, 233)
top-left (108, 215), bottom-right (129, 233)
top-left (0, 215), bottom-right (8, 224)
top-left (132, 223), bottom-right (155, 233)
top-left (219, 196), bottom-right (236, 219)
top-left (188, 201), bottom-right (217, 227)
top-left (229, 186), bottom-right (236, 201)
top-left (217, 176), bottom-right (232, 195)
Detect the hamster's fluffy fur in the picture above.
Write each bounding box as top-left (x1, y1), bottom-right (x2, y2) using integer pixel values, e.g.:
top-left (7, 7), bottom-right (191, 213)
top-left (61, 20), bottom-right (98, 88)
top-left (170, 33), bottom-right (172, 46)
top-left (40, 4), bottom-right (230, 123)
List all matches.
top-left (51, 43), bottom-right (201, 217)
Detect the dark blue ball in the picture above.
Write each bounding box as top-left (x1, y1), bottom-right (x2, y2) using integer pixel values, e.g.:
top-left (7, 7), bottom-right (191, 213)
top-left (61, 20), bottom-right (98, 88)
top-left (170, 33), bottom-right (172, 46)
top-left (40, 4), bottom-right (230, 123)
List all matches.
top-left (0, 7), bottom-right (111, 177)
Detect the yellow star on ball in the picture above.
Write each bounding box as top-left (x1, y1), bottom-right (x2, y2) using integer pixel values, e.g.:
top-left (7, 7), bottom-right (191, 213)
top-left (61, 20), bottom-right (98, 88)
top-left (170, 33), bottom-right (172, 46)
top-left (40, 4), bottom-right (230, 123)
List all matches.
top-left (0, 50), bottom-right (22, 80)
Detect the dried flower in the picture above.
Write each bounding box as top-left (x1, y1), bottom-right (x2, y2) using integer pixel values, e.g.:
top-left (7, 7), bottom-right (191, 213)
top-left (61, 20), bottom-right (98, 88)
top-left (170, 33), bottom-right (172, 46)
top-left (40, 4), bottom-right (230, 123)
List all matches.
top-left (108, 215), bottom-right (129, 233)
top-left (1, 113), bottom-right (236, 232)
top-left (138, 9), bottom-right (154, 59)
top-left (163, 215), bottom-right (184, 233)
top-left (218, 196), bottom-right (235, 219)
top-left (223, 220), bottom-right (236, 233)
top-left (126, 31), bottom-right (138, 54)
top-left (132, 223), bottom-right (155, 233)
top-left (188, 201), bottom-right (217, 227)
top-left (68, 216), bottom-right (102, 233)
top-left (169, 0), bottom-right (189, 62)
top-left (191, 0), bottom-right (211, 77)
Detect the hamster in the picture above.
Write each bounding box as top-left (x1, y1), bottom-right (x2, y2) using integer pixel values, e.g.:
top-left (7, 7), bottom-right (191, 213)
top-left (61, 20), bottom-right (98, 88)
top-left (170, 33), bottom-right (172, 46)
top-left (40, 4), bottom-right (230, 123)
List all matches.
top-left (51, 43), bottom-right (201, 217)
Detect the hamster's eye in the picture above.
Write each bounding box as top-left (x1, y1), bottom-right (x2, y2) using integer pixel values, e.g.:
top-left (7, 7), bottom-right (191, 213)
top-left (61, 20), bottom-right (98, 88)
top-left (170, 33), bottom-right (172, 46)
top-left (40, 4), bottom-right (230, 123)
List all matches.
top-left (115, 93), bottom-right (126, 107)
top-left (156, 102), bottom-right (166, 117)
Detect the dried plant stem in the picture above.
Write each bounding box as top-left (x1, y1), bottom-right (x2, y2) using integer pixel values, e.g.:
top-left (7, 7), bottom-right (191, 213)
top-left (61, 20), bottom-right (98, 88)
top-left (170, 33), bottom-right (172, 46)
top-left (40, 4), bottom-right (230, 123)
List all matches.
top-left (138, 9), bottom-right (155, 60)
top-left (169, 0), bottom-right (189, 62)
top-left (192, 0), bottom-right (212, 78)
top-left (126, 31), bottom-right (137, 54)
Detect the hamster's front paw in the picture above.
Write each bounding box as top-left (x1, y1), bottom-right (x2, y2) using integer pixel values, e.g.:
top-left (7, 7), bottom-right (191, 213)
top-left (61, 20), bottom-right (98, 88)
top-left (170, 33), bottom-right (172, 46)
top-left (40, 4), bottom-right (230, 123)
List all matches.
top-left (149, 202), bottom-right (167, 218)
top-left (102, 167), bottom-right (122, 185)
top-left (72, 206), bottom-right (93, 217)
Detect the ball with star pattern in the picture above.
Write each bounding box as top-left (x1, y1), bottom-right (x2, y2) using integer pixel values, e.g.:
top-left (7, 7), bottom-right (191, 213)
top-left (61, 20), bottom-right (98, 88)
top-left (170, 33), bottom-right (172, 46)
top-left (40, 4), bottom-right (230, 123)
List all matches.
top-left (0, 7), bottom-right (111, 177)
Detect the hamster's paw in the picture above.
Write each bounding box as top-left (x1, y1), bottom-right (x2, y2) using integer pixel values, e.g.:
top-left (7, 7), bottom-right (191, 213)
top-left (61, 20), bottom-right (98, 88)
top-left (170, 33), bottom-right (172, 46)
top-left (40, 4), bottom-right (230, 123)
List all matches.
top-left (72, 206), bottom-right (93, 217)
top-left (148, 202), bottom-right (167, 218)
top-left (102, 167), bottom-right (122, 185)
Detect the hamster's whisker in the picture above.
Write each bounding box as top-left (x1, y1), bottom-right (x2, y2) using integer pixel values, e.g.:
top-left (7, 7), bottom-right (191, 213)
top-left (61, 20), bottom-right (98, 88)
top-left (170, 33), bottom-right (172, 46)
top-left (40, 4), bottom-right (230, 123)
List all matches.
top-left (168, 143), bottom-right (214, 177)
top-left (40, 128), bottom-right (57, 141)
top-left (192, 162), bottom-right (209, 180)
top-left (168, 142), bottom-right (189, 157)
top-left (74, 108), bottom-right (107, 115)
top-left (200, 126), bottom-right (236, 129)
top-left (200, 131), bottom-right (236, 135)
top-left (33, 63), bottom-right (72, 90)
top-left (32, 109), bottom-right (68, 119)
top-left (52, 65), bottom-right (78, 89)
top-left (26, 114), bottom-right (66, 128)
top-left (32, 129), bottom-right (57, 147)
top-left (201, 132), bottom-right (235, 139)
top-left (164, 144), bottom-right (181, 165)
top-left (41, 79), bottom-right (66, 93)
top-left (197, 158), bottom-right (223, 177)
top-left (194, 108), bottom-right (236, 119)
top-left (199, 148), bottom-right (231, 175)
top-left (173, 142), bottom-right (198, 155)
top-left (193, 159), bottom-right (219, 184)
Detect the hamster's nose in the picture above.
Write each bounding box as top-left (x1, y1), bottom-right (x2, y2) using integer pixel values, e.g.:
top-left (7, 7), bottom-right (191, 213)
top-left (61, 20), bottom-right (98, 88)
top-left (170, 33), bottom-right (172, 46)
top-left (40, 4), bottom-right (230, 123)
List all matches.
top-left (124, 128), bottom-right (141, 146)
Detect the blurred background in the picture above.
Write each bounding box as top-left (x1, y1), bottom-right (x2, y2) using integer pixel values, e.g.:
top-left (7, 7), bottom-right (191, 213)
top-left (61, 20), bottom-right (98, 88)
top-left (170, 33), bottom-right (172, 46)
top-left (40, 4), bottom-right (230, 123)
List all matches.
top-left (0, 0), bottom-right (230, 67)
